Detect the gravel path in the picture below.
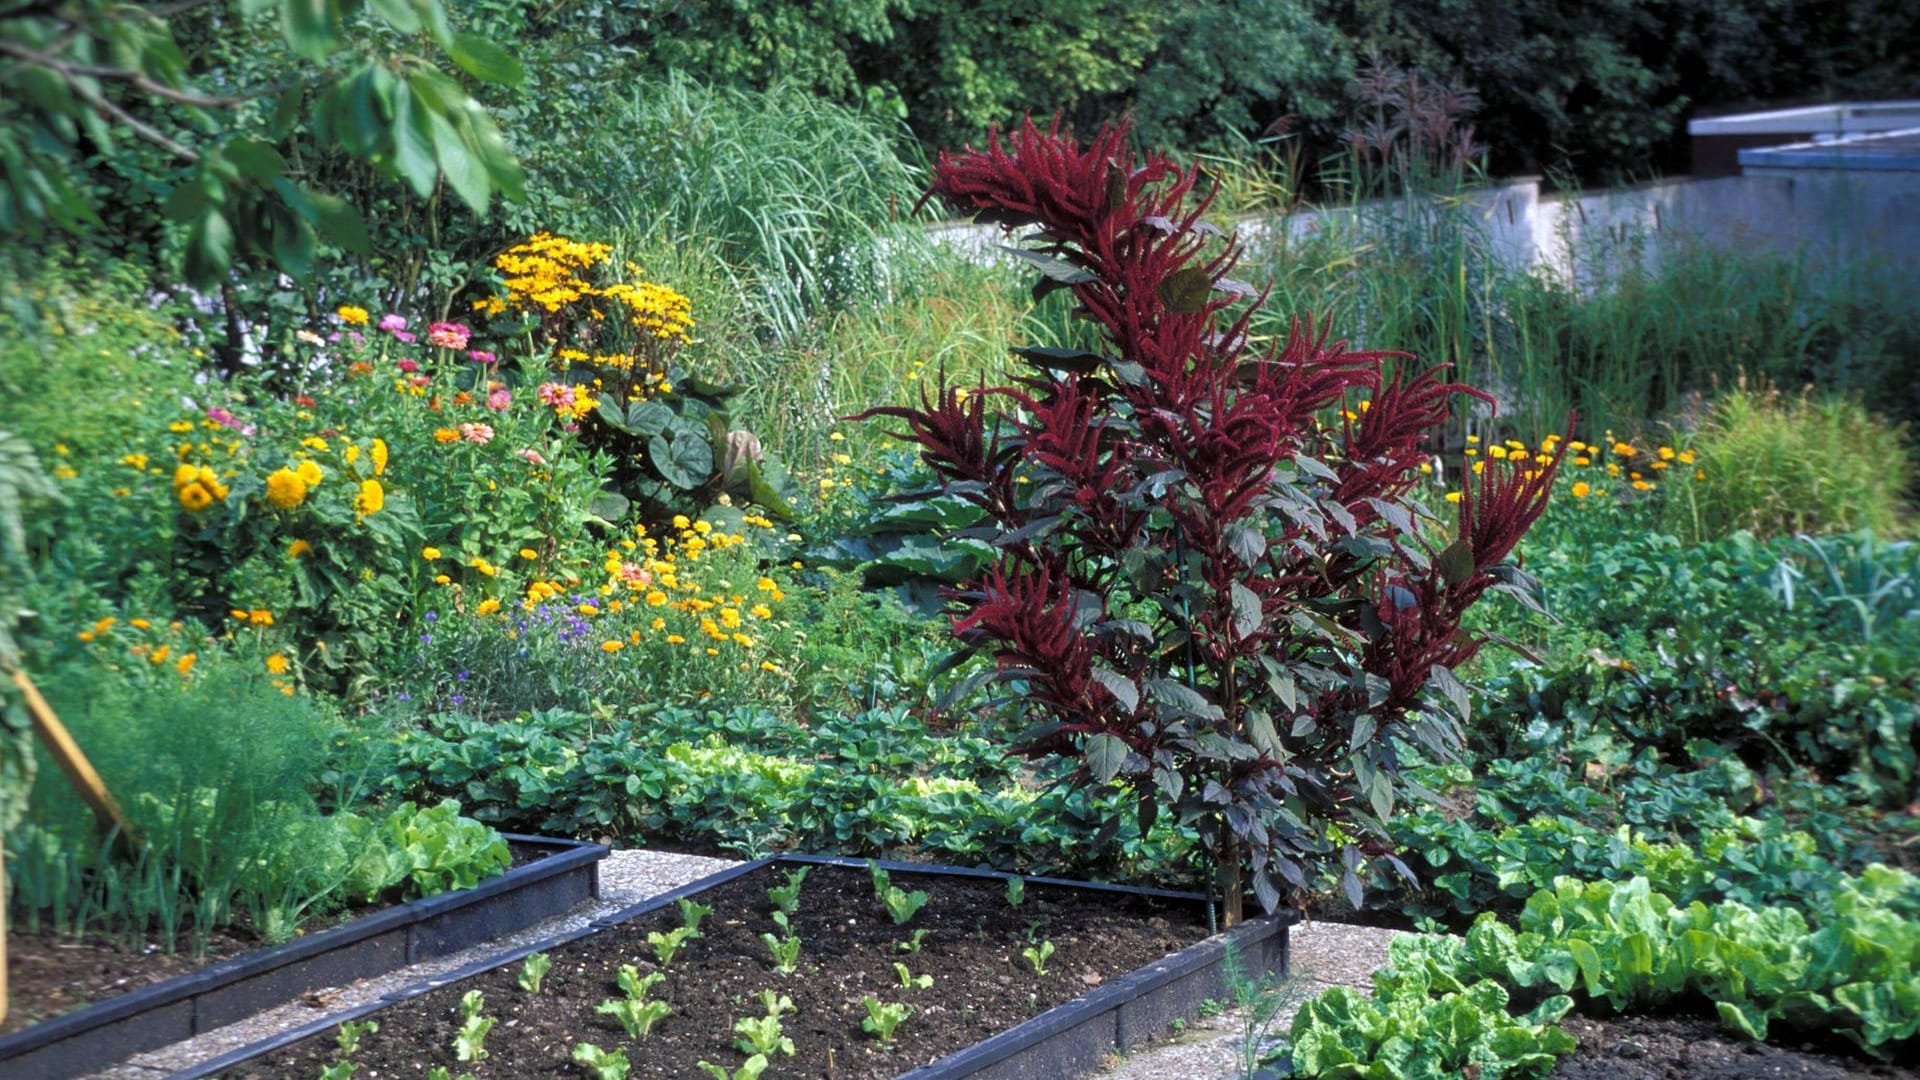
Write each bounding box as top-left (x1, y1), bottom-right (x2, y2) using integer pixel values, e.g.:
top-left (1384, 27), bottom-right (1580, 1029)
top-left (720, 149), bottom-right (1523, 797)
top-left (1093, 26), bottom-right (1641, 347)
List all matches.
top-left (1093, 920), bottom-right (1403, 1080)
top-left (84, 850), bottom-right (739, 1079)
top-left (81, 856), bottom-right (1401, 1080)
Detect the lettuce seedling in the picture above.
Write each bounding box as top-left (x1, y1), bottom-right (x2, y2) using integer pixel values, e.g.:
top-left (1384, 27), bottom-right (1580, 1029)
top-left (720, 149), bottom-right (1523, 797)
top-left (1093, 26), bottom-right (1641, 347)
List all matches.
top-left (572, 1042), bottom-right (631, 1080)
top-left (517, 951), bottom-right (552, 994)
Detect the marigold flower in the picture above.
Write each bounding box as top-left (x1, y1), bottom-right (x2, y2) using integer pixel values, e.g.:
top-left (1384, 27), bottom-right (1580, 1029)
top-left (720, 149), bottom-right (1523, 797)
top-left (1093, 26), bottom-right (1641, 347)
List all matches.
top-left (434, 428), bottom-right (460, 444)
top-left (296, 459), bottom-right (325, 488)
top-left (336, 305), bottom-right (370, 326)
top-left (178, 482), bottom-right (214, 512)
top-left (1571, 481), bottom-right (1591, 498)
top-left (354, 478), bottom-right (385, 516)
top-left (371, 438), bottom-right (388, 476)
top-left (475, 598), bottom-right (501, 615)
top-left (519, 548), bottom-right (538, 560)
top-left (666, 634), bottom-right (687, 645)
top-left (434, 574), bottom-right (452, 585)
top-left (265, 467), bottom-right (308, 510)
top-left (600, 639), bottom-right (624, 653)
top-left (1444, 491), bottom-right (1463, 503)
top-left (265, 652), bottom-right (290, 674)
top-left (288, 538), bottom-right (315, 558)
top-left (176, 652), bottom-right (197, 676)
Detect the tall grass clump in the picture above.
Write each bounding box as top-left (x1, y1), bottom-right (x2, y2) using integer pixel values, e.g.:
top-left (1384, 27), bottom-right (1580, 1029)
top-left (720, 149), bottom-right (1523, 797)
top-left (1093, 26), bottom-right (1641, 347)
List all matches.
top-left (1662, 380), bottom-right (1912, 542)
top-left (596, 74), bottom-right (935, 340)
top-left (5, 662), bottom-right (354, 951)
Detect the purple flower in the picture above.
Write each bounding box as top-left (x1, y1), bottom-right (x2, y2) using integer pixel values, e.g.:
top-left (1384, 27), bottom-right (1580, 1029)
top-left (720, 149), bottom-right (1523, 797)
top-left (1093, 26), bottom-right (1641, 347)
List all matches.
top-left (392, 330), bottom-right (417, 344)
top-left (469, 350), bottom-right (497, 365)
top-left (424, 611), bottom-right (438, 622)
top-left (378, 314), bottom-right (407, 332)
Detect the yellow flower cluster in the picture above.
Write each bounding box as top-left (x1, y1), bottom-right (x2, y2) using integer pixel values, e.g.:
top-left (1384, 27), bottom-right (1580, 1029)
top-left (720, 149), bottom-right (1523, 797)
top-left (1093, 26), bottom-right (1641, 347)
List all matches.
top-left (75, 615), bottom-right (200, 678)
top-left (478, 232), bottom-right (615, 316)
top-left (173, 463), bottom-right (229, 512)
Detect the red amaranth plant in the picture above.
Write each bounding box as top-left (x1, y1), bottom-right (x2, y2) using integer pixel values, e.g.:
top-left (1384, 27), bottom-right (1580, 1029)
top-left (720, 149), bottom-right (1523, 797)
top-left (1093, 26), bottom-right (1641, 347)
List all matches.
top-left (858, 118), bottom-right (1562, 923)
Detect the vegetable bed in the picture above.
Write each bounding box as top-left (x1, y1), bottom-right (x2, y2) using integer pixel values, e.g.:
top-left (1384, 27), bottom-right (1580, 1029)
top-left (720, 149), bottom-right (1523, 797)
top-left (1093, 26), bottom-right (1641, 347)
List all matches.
top-left (0, 834), bottom-right (606, 1079)
top-left (192, 858), bottom-right (1289, 1079)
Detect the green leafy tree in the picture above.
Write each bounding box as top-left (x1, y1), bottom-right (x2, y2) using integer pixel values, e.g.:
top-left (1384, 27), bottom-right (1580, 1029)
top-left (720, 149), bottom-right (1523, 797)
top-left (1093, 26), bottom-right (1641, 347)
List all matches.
top-left (0, 0), bottom-right (526, 286)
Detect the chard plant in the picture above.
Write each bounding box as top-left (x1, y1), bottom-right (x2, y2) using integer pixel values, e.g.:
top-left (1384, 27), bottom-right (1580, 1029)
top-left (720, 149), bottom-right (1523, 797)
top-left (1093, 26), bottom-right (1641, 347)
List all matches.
top-left (571, 1042), bottom-right (631, 1080)
top-left (894, 961), bottom-right (933, 990)
top-left (334, 1019), bottom-right (377, 1056)
top-left (453, 990), bottom-right (495, 1062)
top-left (677, 898), bottom-right (712, 933)
top-left (648, 925), bottom-right (699, 965)
top-left (859, 118), bottom-right (1561, 923)
top-left (517, 951), bottom-right (552, 994)
top-left (861, 996), bottom-right (913, 1043)
top-left (761, 927), bottom-right (802, 974)
top-left (868, 862), bottom-right (931, 925)
top-left (696, 1056), bottom-right (768, 1080)
top-left (1022, 940), bottom-right (1056, 976)
top-left (767, 866), bottom-right (809, 915)
top-left (732, 1012), bottom-right (796, 1058)
top-left (597, 963), bottom-right (671, 1037)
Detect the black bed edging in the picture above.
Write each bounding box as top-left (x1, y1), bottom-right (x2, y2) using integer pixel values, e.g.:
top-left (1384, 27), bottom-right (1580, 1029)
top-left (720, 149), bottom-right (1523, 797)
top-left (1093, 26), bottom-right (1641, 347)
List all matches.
top-left (166, 855), bottom-right (1297, 1080)
top-left (0, 833), bottom-right (607, 1080)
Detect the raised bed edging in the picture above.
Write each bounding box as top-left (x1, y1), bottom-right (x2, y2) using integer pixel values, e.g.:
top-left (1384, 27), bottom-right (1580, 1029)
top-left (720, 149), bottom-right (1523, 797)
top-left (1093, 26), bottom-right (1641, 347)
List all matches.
top-left (170, 854), bottom-right (1298, 1080)
top-left (0, 833), bottom-right (607, 1080)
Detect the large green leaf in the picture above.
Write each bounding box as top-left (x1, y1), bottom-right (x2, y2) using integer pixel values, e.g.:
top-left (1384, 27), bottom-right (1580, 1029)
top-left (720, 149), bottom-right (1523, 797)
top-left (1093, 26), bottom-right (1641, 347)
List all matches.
top-left (648, 431), bottom-right (713, 490)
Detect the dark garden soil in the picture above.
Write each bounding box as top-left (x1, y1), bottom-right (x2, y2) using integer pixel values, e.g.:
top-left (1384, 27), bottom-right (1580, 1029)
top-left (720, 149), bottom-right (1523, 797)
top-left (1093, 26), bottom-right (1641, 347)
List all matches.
top-left (216, 863), bottom-right (1209, 1079)
top-left (1555, 1013), bottom-right (1920, 1079)
top-left (1, 926), bottom-right (257, 1034)
top-left (2, 843), bottom-right (550, 1036)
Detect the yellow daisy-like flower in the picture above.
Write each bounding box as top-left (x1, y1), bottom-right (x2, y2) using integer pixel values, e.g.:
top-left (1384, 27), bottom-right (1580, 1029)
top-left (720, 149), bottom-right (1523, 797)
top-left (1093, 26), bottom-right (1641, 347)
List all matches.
top-left (600, 639), bottom-right (624, 653)
top-left (265, 467), bottom-right (309, 510)
top-left (288, 538), bottom-right (315, 558)
top-left (434, 428), bottom-right (460, 444)
top-left (354, 478), bottom-right (385, 516)
top-left (434, 573), bottom-right (452, 585)
top-left (265, 652), bottom-right (290, 675)
top-left (475, 598), bottom-right (501, 615)
top-left (519, 548), bottom-right (539, 560)
top-left (178, 482), bottom-right (214, 512)
top-left (336, 305), bottom-right (370, 325)
top-left (176, 652), bottom-right (197, 677)
top-left (422, 546), bottom-right (442, 560)
top-left (1571, 481), bottom-right (1592, 498)
top-left (1444, 491), bottom-right (1463, 503)
top-left (295, 459), bottom-right (325, 488)
top-left (370, 438), bottom-right (389, 476)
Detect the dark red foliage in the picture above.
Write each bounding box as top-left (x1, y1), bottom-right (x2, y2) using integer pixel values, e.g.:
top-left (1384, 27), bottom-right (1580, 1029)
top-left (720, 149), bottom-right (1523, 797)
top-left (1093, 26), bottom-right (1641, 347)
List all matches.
top-left (867, 117), bottom-right (1559, 910)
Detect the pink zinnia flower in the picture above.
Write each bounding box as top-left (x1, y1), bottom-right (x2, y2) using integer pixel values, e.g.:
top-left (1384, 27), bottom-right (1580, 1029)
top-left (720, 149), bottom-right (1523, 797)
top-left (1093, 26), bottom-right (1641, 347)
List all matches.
top-left (536, 382), bottom-right (569, 407)
top-left (467, 349), bottom-right (496, 365)
top-left (410, 374), bottom-right (433, 388)
top-left (378, 314), bottom-right (406, 332)
top-left (428, 322), bottom-right (471, 350)
top-left (459, 422), bottom-right (495, 446)
top-left (486, 388), bottom-right (512, 411)
top-left (516, 447), bottom-right (547, 466)
top-left (391, 330), bottom-right (417, 344)
top-left (205, 406), bottom-right (255, 436)
top-left (396, 358), bottom-right (420, 373)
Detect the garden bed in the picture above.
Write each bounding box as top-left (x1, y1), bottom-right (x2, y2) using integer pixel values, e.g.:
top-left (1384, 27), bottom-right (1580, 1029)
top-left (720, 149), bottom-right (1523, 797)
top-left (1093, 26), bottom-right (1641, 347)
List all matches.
top-left (180, 856), bottom-right (1297, 1079)
top-left (1554, 1013), bottom-right (1920, 1079)
top-left (0, 834), bottom-right (607, 1079)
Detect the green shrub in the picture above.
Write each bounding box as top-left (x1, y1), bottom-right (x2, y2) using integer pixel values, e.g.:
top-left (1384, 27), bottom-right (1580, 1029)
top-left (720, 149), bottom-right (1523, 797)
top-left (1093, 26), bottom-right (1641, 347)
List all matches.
top-left (1662, 382), bottom-right (1911, 542)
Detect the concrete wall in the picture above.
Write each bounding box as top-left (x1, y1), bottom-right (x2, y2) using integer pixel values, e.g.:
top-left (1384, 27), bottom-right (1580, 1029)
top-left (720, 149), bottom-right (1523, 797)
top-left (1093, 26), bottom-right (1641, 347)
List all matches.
top-left (928, 172), bottom-right (1919, 286)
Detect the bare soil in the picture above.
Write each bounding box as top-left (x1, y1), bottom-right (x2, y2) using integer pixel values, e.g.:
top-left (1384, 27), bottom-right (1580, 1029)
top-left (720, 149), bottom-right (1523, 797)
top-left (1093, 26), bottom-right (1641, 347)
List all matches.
top-left (1555, 1013), bottom-right (1920, 1079)
top-left (215, 863), bottom-right (1209, 1078)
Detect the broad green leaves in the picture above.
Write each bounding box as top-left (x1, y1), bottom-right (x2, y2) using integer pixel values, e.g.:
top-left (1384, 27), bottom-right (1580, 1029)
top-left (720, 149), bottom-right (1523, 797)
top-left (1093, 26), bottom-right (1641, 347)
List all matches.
top-left (1, 0), bottom-right (526, 284)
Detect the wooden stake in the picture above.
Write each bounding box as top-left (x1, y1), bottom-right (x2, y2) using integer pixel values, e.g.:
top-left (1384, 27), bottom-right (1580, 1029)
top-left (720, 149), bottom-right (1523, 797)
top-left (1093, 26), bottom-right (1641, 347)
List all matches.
top-left (8, 668), bottom-right (137, 845)
top-left (1218, 834), bottom-right (1244, 928)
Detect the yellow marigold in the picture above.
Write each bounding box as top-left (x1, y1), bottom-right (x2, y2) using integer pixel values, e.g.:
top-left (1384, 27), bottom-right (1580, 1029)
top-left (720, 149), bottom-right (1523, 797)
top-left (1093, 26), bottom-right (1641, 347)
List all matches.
top-left (475, 598), bottom-right (502, 615)
top-left (129, 618), bottom-right (150, 630)
top-left (600, 639), bottom-right (624, 653)
top-left (1658, 446), bottom-right (1676, 460)
top-left (176, 652), bottom-right (197, 677)
top-left (434, 574), bottom-right (452, 585)
top-left (1444, 491), bottom-right (1463, 503)
top-left (354, 478), bottom-right (385, 516)
top-left (371, 438), bottom-right (388, 476)
top-left (336, 305), bottom-right (370, 326)
top-left (750, 604), bottom-right (772, 620)
top-left (1574, 456), bottom-right (1592, 467)
top-left (169, 420), bottom-right (195, 434)
top-left (1487, 446), bottom-right (1508, 460)
top-left (265, 652), bottom-right (290, 675)
top-left (302, 436), bottom-right (329, 452)
top-left (265, 467), bottom-right (308, 510)
top-left (434, 428), bottom-right (460, 444)
top-left (295, 459), bottom-right (325, 488)
top-left (178, 482), bottom-right (214, 512)
top-left (149, 644), bottom-right (171, 665)
top-left (519, 548), bottom-right (538, 560)
top-left (1571, 481), bottom-right (1592, 498)
top-left (249, 608), bottom-right (275, 627)
top-left (1678, 449), bottom-right (1697, 464)
top-left (288, 538), bottom-right (315, 558)
top-left (666, 634), bottom-right (686, 645)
